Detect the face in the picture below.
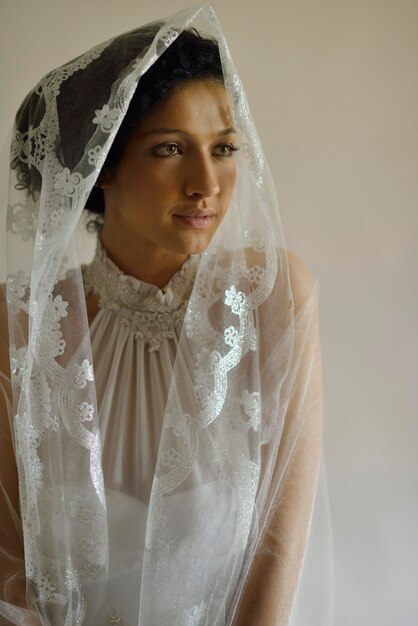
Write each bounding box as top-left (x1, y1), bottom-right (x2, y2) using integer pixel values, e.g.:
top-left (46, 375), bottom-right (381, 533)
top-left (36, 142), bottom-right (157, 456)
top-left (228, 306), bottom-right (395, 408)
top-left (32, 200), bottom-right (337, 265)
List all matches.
top-left (101, 80), bottom-right (238, 258)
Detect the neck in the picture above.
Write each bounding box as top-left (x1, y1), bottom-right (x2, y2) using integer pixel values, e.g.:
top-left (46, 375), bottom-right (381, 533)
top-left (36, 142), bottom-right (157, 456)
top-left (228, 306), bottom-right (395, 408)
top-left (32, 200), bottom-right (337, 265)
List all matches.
top-left (100, 221), bottom-right (189, 289)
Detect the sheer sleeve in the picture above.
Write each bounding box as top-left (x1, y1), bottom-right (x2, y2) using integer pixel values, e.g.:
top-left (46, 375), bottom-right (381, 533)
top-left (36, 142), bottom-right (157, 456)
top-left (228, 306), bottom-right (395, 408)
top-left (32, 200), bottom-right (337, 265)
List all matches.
top-left (0, 286), bottom-right (40, 625)
top-left (231, 252), bottom-right (324, 625)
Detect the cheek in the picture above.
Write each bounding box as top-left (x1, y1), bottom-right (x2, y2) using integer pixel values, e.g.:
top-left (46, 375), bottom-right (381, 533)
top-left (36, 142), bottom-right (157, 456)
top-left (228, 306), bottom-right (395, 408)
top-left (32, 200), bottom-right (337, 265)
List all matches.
top-left (220, 164), bottom-right (237, 203)
top-left (119, 164), bottom-right (164, 203)
top-left (129, 161), bottom-right (181, 196)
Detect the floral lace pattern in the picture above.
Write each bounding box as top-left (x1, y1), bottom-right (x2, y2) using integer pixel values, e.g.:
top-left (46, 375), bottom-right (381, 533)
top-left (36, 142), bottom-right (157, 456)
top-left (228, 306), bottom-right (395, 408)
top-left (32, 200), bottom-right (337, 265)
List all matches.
top-left (81, 238), bottom-right (200, 351)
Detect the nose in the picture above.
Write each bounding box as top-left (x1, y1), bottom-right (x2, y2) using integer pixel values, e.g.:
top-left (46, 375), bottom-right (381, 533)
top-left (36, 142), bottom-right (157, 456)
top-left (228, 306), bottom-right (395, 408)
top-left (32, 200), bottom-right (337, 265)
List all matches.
top-left (184, 153), bottom-right (220, 198)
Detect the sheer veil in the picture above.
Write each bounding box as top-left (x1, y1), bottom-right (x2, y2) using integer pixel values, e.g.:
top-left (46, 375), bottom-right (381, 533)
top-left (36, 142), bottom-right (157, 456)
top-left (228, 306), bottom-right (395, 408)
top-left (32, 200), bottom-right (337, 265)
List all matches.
top-left (0, 5), bottom-right (333, 625)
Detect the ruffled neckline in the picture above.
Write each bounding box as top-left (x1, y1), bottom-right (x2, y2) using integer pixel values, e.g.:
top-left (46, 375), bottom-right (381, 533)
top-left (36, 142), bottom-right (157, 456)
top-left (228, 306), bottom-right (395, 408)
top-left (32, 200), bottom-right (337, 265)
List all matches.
top-left (81, 238), bottom-right (200, 350)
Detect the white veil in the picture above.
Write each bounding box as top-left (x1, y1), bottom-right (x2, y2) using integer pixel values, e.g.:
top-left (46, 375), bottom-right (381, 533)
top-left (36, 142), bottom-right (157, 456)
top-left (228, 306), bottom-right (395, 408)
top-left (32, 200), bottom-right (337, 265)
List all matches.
top-left (0, 6), bottom-right (333, 625)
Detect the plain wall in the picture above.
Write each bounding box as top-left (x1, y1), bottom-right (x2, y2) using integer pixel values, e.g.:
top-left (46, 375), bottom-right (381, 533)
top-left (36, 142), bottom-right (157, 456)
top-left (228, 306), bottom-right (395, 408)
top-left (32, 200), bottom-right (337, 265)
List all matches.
top-left (0, 1), bottom-right (417, 624)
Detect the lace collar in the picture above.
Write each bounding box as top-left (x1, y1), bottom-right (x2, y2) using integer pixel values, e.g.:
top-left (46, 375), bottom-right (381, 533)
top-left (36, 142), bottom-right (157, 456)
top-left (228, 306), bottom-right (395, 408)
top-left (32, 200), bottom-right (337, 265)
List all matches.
top-left (82, 238), bottom-right (200, 351)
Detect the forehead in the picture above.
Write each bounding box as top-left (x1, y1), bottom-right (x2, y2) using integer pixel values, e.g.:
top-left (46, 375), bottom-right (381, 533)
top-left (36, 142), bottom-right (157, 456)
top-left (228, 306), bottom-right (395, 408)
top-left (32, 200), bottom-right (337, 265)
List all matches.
top-left (136, 80), bottom-right (234, 135)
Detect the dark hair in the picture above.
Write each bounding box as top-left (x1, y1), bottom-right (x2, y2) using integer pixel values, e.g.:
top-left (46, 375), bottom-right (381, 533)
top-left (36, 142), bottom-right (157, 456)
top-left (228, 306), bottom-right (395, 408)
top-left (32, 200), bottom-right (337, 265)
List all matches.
top-left (87, 29), bottom-right (223, 215)
top-left (11, 28), bottom-right (223, 217)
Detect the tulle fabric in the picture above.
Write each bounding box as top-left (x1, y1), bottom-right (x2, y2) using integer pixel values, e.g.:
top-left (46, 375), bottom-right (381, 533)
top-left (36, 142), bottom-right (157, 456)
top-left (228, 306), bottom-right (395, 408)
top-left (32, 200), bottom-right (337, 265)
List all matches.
top-left (0, 5), bottom-right (333, 625)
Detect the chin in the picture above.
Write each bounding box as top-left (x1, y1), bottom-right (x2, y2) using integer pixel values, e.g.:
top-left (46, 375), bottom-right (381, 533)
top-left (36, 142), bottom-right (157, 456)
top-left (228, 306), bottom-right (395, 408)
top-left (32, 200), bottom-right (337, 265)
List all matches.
top-left (174, 232), bottom-right (216, 256)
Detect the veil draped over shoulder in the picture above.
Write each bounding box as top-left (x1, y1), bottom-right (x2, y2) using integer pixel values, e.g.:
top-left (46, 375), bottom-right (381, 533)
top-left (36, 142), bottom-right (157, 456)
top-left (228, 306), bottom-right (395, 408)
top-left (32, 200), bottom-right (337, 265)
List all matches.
top-left (0, 6), bottom-right (333, 625)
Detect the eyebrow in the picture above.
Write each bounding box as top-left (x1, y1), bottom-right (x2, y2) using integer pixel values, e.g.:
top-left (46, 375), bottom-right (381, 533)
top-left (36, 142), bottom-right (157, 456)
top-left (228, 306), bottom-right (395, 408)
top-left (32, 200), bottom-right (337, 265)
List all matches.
top-left (139, 126), bottom-right (237, 138)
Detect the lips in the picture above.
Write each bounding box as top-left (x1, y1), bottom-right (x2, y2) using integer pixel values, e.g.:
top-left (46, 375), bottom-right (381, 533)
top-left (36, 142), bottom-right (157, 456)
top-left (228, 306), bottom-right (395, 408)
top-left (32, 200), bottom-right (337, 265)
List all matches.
top-left (173, 208), bottom-right (215, 218)
top-left (173, 207), bottom-right (216, 229)
top-left (173, 212), bottom-right (215, 229)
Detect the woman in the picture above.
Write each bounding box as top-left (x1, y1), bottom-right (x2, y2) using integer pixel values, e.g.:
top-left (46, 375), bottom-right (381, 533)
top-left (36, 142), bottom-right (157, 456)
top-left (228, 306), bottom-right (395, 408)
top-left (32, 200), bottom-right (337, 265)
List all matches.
top-left (0, 6), bottom-right (331, 625)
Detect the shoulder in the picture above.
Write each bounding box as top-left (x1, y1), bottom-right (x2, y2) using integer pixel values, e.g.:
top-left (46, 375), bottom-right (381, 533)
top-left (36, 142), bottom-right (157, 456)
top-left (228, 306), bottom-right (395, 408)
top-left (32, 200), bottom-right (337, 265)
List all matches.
top-left (285, 249), bottom-right (318, 314)
top-left (243, 246), bottom-right (318, 313)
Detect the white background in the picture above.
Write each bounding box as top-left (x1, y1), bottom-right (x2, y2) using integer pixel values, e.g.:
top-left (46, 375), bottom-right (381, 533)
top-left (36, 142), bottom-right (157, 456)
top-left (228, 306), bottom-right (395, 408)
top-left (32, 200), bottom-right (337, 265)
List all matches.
top-left (0, 1), bottom-right (417, 624)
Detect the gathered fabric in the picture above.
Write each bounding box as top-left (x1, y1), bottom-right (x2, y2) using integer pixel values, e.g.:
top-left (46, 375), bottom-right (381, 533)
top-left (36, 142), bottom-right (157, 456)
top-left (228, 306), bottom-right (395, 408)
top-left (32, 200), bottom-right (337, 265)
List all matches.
top-left (82, 240), bottom-right (230, 624)
top-left (0, 5), bottom-right (333, 625)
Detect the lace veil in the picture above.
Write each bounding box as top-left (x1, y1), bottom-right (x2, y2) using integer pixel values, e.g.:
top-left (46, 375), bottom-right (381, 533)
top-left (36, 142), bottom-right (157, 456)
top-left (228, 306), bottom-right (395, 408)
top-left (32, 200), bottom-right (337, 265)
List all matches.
top-left (0, 5), bottom-right (333, 625)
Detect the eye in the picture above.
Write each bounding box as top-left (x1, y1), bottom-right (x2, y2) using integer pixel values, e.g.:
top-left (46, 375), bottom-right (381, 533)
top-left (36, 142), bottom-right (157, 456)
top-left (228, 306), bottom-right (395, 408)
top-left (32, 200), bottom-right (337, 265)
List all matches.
top-left (151, 143), bottom-right (182, 157)
top-left (212, 143), bottom-right (240, 157)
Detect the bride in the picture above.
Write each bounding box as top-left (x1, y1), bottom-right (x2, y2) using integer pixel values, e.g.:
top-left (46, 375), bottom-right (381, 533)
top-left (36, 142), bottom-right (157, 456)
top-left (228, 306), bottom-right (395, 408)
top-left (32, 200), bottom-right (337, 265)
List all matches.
top-left (0, 7), bottom-right (329, 626)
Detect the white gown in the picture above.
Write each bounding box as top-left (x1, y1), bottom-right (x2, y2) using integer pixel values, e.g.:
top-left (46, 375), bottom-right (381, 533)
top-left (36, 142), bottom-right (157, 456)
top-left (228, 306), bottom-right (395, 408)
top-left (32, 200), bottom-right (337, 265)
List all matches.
top-left (81, 241), bottom-right (204, 625)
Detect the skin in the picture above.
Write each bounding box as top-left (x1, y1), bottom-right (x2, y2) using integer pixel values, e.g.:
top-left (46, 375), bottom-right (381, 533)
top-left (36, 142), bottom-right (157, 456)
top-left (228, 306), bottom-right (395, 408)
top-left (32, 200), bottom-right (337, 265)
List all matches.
top-left (100, 80), bottom-right (238, 288)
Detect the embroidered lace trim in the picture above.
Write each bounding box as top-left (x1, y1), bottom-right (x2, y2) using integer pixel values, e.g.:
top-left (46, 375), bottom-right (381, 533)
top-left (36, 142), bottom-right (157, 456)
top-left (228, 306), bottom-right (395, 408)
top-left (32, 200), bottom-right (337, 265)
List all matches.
top-left (81, 239), bottom-right (200, 351)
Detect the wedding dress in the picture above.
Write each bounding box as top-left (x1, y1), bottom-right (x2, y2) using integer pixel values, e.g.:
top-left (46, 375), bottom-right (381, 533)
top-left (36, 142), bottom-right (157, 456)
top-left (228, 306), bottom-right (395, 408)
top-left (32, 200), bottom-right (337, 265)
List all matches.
top-left (80, 239), bottom-right (202, 624)
top-left (79, 240), bottom-right (246, 625)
